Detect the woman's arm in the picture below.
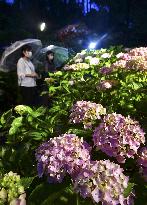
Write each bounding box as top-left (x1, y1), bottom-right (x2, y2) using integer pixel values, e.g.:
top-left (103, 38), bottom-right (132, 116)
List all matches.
top-left (17, 58), bottom-right (39, 78)
top-left (25, 72), bottom-right (38, 78)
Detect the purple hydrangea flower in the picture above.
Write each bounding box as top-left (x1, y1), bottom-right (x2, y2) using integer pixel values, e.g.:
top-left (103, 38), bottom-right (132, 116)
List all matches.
top-left (36, 134), bottom-right (91, 183)
top-left (97, 80), bottom-right (118, 91)
top-left (99, 67), bottom-right (113, 75)
top-left (73, 160), bottom-right (134, 205)
top-left (93, 113), bottom-right (145, 163)
top-left (69, 101), bottom-right (106, 129)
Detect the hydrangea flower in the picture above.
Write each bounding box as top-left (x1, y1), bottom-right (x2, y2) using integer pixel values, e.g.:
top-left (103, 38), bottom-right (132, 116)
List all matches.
top-left (112, 60), bottom-right (127, 69)
top-left (44, 77), bottom-right (55, 84)
top-left (98, 80), bottom-right (113, 90)
top-left (116, 52), bottom-right (125, 59)
top-left (69, 101), bottom-right (106, 129)
top-left (126, 56), bottom-right (147, 71)
top-left (36, 134), bottom-right (91, 183)
top-left (129, 47), bottom-right (147, 57)
top-left (73, 52), bottom-right (85, 62)
top-left (14, 105), bottom-right (32, 115)
top-left (69, 80), bottom-right (75, 86)
top-left (85, 56), bottom-right (92, 61)
top-left (9, 193), bottom-right (26, 205)
top-left (97, 80), bottom-right (118, 90)
top-left (137, 147), bottom-right (147, 181)
top-left (93, 113), bottom-right (145, 163)
top-left (101, 53), bottom-right (111, 58)
top-left (99, 67), bottom-right (113, 75)
top-left (64, 63), bottom-right (89, 71)
top-left (113, 47), bottom-right (147, 71)
top-left (74, 58), bottom-right (84, 63)
top-left (89, 57), bottom-right (99, 65)
top-left (73, 160), bottom-right (134, 205)
top-left (0, 172), bottom-right (25, 204)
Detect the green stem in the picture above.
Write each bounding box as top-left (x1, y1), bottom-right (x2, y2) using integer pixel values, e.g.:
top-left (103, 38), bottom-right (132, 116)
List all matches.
top-left (76, 194), bottom-right (79, 205)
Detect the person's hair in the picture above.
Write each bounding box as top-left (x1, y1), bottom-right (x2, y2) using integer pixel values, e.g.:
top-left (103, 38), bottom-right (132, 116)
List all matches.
top-left (21, 45), bottom-right (32, 57)
top-left (46, 50), bottom-right (54, 62)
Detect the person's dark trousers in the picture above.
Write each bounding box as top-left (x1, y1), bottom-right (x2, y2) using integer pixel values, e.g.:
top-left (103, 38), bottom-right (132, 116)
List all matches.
top-left (40, 84), bottom-right (49, 107)
top-left (19, 86), bottom-right (37, 107)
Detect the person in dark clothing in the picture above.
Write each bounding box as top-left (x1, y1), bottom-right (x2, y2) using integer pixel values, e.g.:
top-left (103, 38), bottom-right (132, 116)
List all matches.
top-left (41, 50), bottom-right (56, 107)
top-left (45, 50), bottom-right (56, 74)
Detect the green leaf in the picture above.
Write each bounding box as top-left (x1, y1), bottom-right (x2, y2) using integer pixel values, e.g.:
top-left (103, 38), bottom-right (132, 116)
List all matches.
top-left (29, 131), bottom-right (48, 140)
top-left (50, 115), bottom-right (57, 124)
top-left (131, 82), bottom-right (142, 90)
top-left (50, 106), bottom-right (61, 113)
top-left (29, 183), bottom-right (68, 205)
top-left (28, 115), bottom-right (33, 122)
top-left (41, 189), bottom-right (66, 205)
top-left (29, 107), bottom-right (46, 118)
top-left (9, 117), bottom-right (23, 135)
top-left (20, 176), bottom-right (35, 189)
top-left (123, 183), bottom-right (135, 198)
top-left (54, 71), bottom-right (63, 76)
top-left (49, 86), bottom-right (60, 93)
top-left (36, 107), bottom-right (47, 115)
top-left (0, 109), bottom-right (12, 125)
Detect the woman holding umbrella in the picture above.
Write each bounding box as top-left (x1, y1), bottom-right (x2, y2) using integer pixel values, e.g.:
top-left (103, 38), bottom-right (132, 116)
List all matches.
top-left (43, 50), bottom-right (56, 77)
top-left (40, 50), bottom-right (56, 107)
top-left (17, 45), bottom-right (38, 106)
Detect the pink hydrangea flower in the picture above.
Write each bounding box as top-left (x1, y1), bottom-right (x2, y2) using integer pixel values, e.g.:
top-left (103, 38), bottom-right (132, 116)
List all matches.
top-left (113, 47), bottom-right (147, 71)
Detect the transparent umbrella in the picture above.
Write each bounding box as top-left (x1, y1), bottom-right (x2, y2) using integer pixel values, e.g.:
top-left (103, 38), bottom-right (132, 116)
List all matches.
top-left (0, 39), bottom-right (42, 71)
top-left (37, 45), bottom-right (69, 68)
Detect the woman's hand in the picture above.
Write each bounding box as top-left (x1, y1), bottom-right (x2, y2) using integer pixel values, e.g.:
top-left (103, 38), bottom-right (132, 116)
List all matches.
top-left (25, 72), bottom-right (38, 78)
top-left (31, 72), bottom-right (39, 78)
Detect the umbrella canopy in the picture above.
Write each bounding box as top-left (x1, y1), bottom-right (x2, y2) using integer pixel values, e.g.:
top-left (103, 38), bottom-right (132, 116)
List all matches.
top-left (37, 45), bottom-right (68, 68)
top-left (0, 39), bottom-right (42, 71)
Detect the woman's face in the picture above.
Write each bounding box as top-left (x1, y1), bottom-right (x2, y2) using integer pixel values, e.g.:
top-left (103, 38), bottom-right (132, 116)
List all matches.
top-left (23, 50), bottom-right (32, 58)
top-left (47, 53), bottom-right (54, 61)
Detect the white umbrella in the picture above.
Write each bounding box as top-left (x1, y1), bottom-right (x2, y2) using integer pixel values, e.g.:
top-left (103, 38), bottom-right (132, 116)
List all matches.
top-left (38, 45), bottom-right (68, 68)
top-left (0, 39), bottom-right (42, 71)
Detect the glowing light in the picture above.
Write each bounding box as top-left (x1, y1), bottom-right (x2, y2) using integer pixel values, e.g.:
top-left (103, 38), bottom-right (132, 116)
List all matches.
top-left (88, 33), bottom-right (108, 50)
top-left (88, 42), bottom-right (97, 50)
top-left (6, 0), bottom-right (14, 4)
top-left (91, 3), bottom-right (100, 12)
top-left (40, 22), bottom-right (46, 31)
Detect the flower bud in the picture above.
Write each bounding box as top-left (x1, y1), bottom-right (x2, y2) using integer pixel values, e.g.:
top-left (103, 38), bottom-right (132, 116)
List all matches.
top-left (18, 186), bottom-right (24, 194)
top-left (0, 188), bottom-right (7, 201)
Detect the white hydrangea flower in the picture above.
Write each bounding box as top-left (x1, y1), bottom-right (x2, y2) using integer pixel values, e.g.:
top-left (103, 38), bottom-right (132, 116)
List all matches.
top-left (101, 53), bottom-right (111, 58)
top-left (89, 57), bottom-right (99, 65)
